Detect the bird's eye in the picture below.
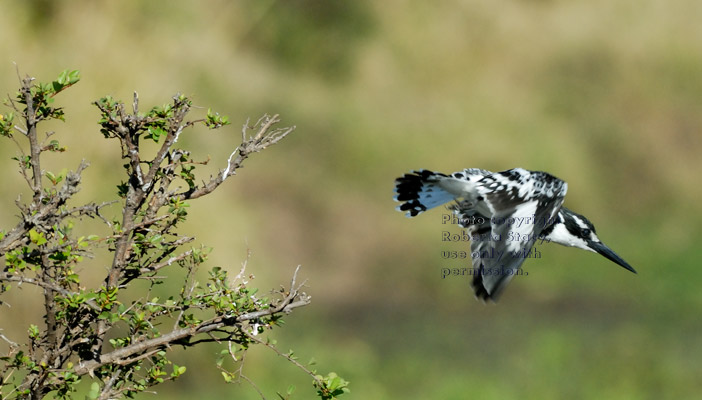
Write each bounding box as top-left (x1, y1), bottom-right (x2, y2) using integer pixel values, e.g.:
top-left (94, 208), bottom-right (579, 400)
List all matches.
top-left (582, 229), bottom-right (591, 237)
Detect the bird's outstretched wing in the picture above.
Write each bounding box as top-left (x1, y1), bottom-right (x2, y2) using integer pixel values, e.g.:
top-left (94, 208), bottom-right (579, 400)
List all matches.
top-left (394, 168), bottom-right (491, 217)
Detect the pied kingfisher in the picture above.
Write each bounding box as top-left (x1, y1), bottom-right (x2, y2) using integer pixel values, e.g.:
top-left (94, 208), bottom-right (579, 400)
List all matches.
top-left (394, 168), bottom-right (636, 301)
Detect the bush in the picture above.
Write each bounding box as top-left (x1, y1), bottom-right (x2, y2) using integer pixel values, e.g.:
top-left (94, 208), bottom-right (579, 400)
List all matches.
top-left (0, 70), bottom-right (348, 399)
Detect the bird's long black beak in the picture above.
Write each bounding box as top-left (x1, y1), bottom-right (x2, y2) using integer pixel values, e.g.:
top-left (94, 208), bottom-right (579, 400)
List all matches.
top-left (589, 241), bottom-right (636, 273)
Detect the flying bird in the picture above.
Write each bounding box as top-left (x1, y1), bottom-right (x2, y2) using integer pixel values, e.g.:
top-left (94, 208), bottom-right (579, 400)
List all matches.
top-left (393, 168), bottom-right (636, 301)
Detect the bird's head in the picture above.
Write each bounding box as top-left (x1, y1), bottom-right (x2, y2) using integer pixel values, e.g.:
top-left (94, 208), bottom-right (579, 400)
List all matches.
top-left (545, 207), bottom-right (636, 273)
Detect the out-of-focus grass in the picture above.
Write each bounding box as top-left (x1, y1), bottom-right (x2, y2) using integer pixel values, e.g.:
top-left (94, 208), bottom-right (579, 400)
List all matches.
top-left (1, 0), bottom-right (701, 399)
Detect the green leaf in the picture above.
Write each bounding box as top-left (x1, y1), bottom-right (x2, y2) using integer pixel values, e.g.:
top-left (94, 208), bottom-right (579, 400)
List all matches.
top-left (52, 69), bottom-right (81, 93)
top-left (45, 171), bottom-right (60, 185)
top-left (28, 324), bottom-right (40, 339)
top-left (172, 365), bottom-right (186, 377)
top-left (46, 139), bottom-right (66, 152)
top-left (315, 372), bottom-right (350, 399)
top-left (12, 155), bottom-right (31, 169)
top-left (205, 109), bottom-right (230, 129)
top-left (28, 229), bottom-right (47, 245)
top-left (0, 112), bottom-right (14, 137)
top-left (68, 69), bottom-right (80, 84)
top-left (146, 126), bottom-right (167, 142)
top-left (87, 382), bottom-right (100, 399)
top-left (116, 182), bottom-right (128, 198)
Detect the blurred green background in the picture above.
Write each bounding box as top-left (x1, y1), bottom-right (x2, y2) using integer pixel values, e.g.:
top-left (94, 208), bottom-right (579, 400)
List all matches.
top-left (1, 1), bottom-right (701, 399)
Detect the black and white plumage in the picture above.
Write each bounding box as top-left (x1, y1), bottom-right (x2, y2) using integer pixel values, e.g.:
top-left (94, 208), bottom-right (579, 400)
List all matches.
top-left (394, 168), bottom-right (636, 301)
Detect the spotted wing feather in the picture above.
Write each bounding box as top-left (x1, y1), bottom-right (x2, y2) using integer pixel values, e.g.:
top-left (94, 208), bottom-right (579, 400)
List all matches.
top-left (393, 169), bottom-right (490, 217)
